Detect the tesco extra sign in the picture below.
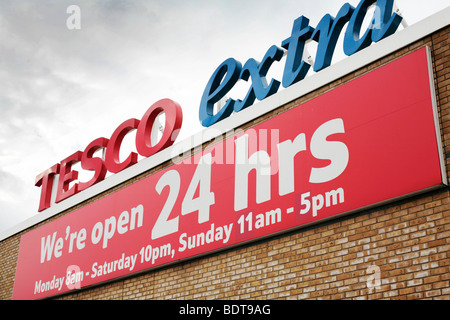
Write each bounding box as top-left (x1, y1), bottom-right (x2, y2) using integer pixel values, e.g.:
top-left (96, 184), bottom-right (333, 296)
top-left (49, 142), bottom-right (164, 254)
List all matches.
top-left (14, 47), bottom-right (446, 299)
top-left (35, 0), bottom-right (403, 212)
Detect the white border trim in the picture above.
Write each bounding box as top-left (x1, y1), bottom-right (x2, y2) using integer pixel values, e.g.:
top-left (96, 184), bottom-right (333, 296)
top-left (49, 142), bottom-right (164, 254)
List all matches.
top-left (1, 7), bottom-right (449, 241)
top-left (426, 46), bottom-right (448, 186)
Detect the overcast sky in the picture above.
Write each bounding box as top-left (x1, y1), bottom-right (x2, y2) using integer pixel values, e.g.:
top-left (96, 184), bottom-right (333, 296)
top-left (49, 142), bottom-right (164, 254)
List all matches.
top-left (0, 0), bottom-right (448, 235)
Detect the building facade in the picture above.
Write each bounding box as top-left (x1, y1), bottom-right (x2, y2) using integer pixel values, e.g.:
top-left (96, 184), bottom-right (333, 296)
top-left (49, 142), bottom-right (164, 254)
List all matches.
top-left (1, 7), bottom-right (449, 300)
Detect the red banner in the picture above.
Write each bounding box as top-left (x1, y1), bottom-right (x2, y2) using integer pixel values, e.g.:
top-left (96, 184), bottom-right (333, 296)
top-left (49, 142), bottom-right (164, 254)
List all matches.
top-left (13, 47), bottom-right (445, 299)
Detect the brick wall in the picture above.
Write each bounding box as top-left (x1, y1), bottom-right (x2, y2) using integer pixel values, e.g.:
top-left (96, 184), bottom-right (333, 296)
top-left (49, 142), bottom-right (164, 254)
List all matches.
top-left (1, 25), bottom-right (449, 300)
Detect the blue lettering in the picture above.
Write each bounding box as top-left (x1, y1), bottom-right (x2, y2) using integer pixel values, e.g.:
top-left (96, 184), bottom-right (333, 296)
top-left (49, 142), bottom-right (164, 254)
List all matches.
top-left (371, 0), bottom-right (403, 42)
top-left (344, 0), bottom-right (402, 56)
top-left (312, 3), bottom-right (355, 72)
top-left (199, 0), bottom-right (402, 127)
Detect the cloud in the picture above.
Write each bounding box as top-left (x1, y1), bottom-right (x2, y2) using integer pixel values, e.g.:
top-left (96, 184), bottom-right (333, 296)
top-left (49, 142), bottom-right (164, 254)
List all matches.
top-left (0, 169), bottom-right (33, 227)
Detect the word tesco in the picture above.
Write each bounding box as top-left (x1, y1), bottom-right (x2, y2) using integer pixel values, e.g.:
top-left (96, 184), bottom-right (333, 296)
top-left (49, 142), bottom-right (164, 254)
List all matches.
top-left (199, 0), bottom-right (402, 127)
top-left (35, 99), bottom-right (182, 212)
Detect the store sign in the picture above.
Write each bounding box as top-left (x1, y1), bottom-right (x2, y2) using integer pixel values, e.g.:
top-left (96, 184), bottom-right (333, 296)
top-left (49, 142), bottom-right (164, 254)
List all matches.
top-left (199, 0), bottom-right (403, 127)
top-left (13, 47), bottom-right (446, 299)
